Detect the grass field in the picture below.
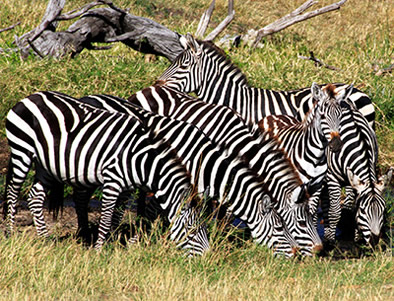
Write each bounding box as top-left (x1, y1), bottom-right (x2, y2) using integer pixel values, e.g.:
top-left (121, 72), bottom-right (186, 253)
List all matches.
top-left (0, 0), bottom-right (393, 300)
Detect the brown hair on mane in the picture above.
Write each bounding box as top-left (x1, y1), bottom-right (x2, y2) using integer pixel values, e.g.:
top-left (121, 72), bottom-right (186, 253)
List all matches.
top-left (323, 84), bottom-right (338, 98)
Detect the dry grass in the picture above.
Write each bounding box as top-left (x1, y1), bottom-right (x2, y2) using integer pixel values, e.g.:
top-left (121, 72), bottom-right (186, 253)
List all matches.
top-left (0, 1), bottom-right (393, 300)
top-left (0, 225), bottom-right (393, 300)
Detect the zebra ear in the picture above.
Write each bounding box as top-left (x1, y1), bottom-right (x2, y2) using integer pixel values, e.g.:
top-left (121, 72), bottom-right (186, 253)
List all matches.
top-left (340, 84), bottom-right (357, 109)
top-left (185, 33), bottom-right (202, 55)
top-left (311, 82), bottom-right (324, 101)
top-left (179, 35), bottom-right (188, 50)
top-left (375, 167), bottom-right (393, 191)
top-left (347, 168), bottom-right (368, 194)
top-left (259, 194), bottom-right (272, 214)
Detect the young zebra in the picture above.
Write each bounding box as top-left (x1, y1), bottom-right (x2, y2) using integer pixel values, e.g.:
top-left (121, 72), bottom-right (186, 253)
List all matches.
top-left (4, 91), bottom-right (209, 255)
top-left (157, 34), bottom-right (388, 245)
top-left (258, 83), bottom-right (349, 225)
top-left (79, 94), bottom-right (322, 256)
top-left (323, 100), bottom-right (392, 245)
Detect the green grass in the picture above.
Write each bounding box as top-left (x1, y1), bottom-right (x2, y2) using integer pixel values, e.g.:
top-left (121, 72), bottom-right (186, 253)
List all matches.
top-left (0, 0), bottom-right (393, 299)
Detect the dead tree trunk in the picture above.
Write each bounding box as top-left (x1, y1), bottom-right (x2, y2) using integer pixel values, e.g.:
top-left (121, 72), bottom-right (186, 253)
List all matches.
top-left (2, 0), bottom-right (348, 61)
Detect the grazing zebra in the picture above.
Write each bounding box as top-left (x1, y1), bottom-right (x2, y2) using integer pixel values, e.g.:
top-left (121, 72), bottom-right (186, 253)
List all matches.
top-left (158, 34), bottom-right (388, 244)
top-left (160, 34), bottom-right (375, 128)
top-left (79, 94), bottom-right (322, 256)
top-left (322, 100), bottom-right (392, 245)
top-left (4, 91), bottom-right (209, 255)
top-left (258, 83), bottom-right (349, 226)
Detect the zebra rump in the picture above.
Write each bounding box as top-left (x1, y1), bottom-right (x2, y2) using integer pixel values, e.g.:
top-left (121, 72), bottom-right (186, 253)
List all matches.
top-left (5, 91), bottom-right (209, 255)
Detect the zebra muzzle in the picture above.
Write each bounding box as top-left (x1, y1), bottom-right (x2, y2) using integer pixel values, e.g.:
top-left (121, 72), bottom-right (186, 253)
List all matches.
top-left (329, 132), bottom-right (343, 152)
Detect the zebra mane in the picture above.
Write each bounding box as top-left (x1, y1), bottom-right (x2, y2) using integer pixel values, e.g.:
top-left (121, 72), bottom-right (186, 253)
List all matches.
top-left (249, 124), bottom-right (306, 202)
top-left (199, 40), bottom-right (249, 86)
top-left (299, 101), bottom-right (320, 129)
top-left (347, 106), bottom-right (379, 182)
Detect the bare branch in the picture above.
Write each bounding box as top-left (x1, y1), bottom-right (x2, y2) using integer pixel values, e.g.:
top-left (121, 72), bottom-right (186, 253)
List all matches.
top-left (56, 1), bottom-right (106, 21)
top-left (195, 0), bottom-right (216, 39)
top-left (23, 0), bottom-right (66, 44)
top-left (101, 0), bottom-right (130, 15)
top-left (204, 0), bottom-right (234, 41)
top-left (298, 51), bottom-right (340, 71)
top-left (375, 64), bottom-right (393, 76)
top-left (195, 0), bottom-right (234, 41)
top-left (0, 22), bottom-right (21, 34)
top-left (253, 0), bottom-right (347, 47)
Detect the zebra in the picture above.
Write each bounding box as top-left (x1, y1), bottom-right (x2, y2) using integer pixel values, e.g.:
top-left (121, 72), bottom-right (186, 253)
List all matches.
top-left (4, 91), bottom-right (210, 255)
top-left (159, 33), bottom-right (375, 129)
top-left (79, 93), bottom-right (322, 256)
top-left (157, 34), bottom-right (389, 245)
top-left (5, 91), bottom-right (301, 257)
top-left (322, 100), bottom-right (392, 245)
top-left (258, 83), bottom-right (350, 226)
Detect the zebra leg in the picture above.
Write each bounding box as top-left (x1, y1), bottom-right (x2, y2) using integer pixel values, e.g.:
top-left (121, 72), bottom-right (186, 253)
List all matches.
top-left (27, 181), bottom-right (49, 237)
top-left (308, 188), bottom-right (323, 228)
top-left (127, 192), bottom-right (163, 245)
top-left (73, 188), bottom-right (95, 240)
top-left (324, 181), bottom-right (342, 243)
top-left (111, 191), bottom-right (131, 231)
top-left (94, 183), bottom-right (122, 250)
top-left (342, 186), bottom-right (355, 210)
top-left (4, 157), bottom-right (32, 235)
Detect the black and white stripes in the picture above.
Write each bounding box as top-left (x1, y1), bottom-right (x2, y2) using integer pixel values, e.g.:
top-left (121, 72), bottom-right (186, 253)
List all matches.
top-left (79, 93), bottom-right (319, 256)
top-left (5, 91), bottom-right (209, 255)
top-left (158, 34), bottom-right (387, 245)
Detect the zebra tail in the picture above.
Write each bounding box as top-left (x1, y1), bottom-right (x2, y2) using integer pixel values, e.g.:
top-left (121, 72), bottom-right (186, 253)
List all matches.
top-left (48, 183), bottom-right (65, 220)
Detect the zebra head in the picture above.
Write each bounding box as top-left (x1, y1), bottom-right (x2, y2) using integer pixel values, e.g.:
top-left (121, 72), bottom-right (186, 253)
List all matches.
top-left (275, 184), bottom-right (323, 256)
top-left (347, 168), bottom-right (393, 246)
top-left (159, 33), bottom-right (213, 93)
top-left (276, 201), bottom-right (323, 256)
top-left (250, 195), bottom-right (299, 258)
top-left (311, 82), bottom-right (354, 153)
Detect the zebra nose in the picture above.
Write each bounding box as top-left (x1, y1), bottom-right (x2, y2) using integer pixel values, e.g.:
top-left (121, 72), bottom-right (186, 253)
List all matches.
top-left (312, 243), bottom-right (323, 254)
top-left (329, 133), bottom-right (343, 152)
top-left (369, 233), bottom-right (380, 247)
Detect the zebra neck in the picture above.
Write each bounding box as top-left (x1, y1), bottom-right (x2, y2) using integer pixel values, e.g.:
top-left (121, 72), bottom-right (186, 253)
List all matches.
top-left (197, 62), bottom-right (248, 105)
top-left (196, 69), bottom-right (300, 124)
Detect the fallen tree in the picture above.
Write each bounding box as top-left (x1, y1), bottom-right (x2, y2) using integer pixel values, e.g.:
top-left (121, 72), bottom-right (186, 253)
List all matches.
top-left (0, 0), bottom-right (347, 62)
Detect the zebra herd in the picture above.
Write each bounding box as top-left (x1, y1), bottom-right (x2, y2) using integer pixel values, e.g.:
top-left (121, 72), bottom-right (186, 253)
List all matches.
top-left (4, 34), bottom-right (392, 257)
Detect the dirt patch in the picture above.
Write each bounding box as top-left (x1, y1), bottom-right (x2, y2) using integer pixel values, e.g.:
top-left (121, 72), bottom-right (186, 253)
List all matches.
top-left (0, 137), bottom-right (9, 175)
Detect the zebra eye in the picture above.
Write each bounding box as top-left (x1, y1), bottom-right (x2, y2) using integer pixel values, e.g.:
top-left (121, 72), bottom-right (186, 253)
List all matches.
top-left (298, 220), bottom-right (307, 228)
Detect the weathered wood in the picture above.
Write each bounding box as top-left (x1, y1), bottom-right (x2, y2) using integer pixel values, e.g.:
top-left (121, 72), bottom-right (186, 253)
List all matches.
top-left (20, 0), bottom-right (66, 44)
top-left (195, 0), bottom-right (216, 39)
top-left (18, 2), bottom-right (183, 61)
top-left (195, 0), bottom-right (235, 41)
top-left (253, 0), bottom-right (347, 47)
top-left (5, 0), bottom-right (347, 61)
